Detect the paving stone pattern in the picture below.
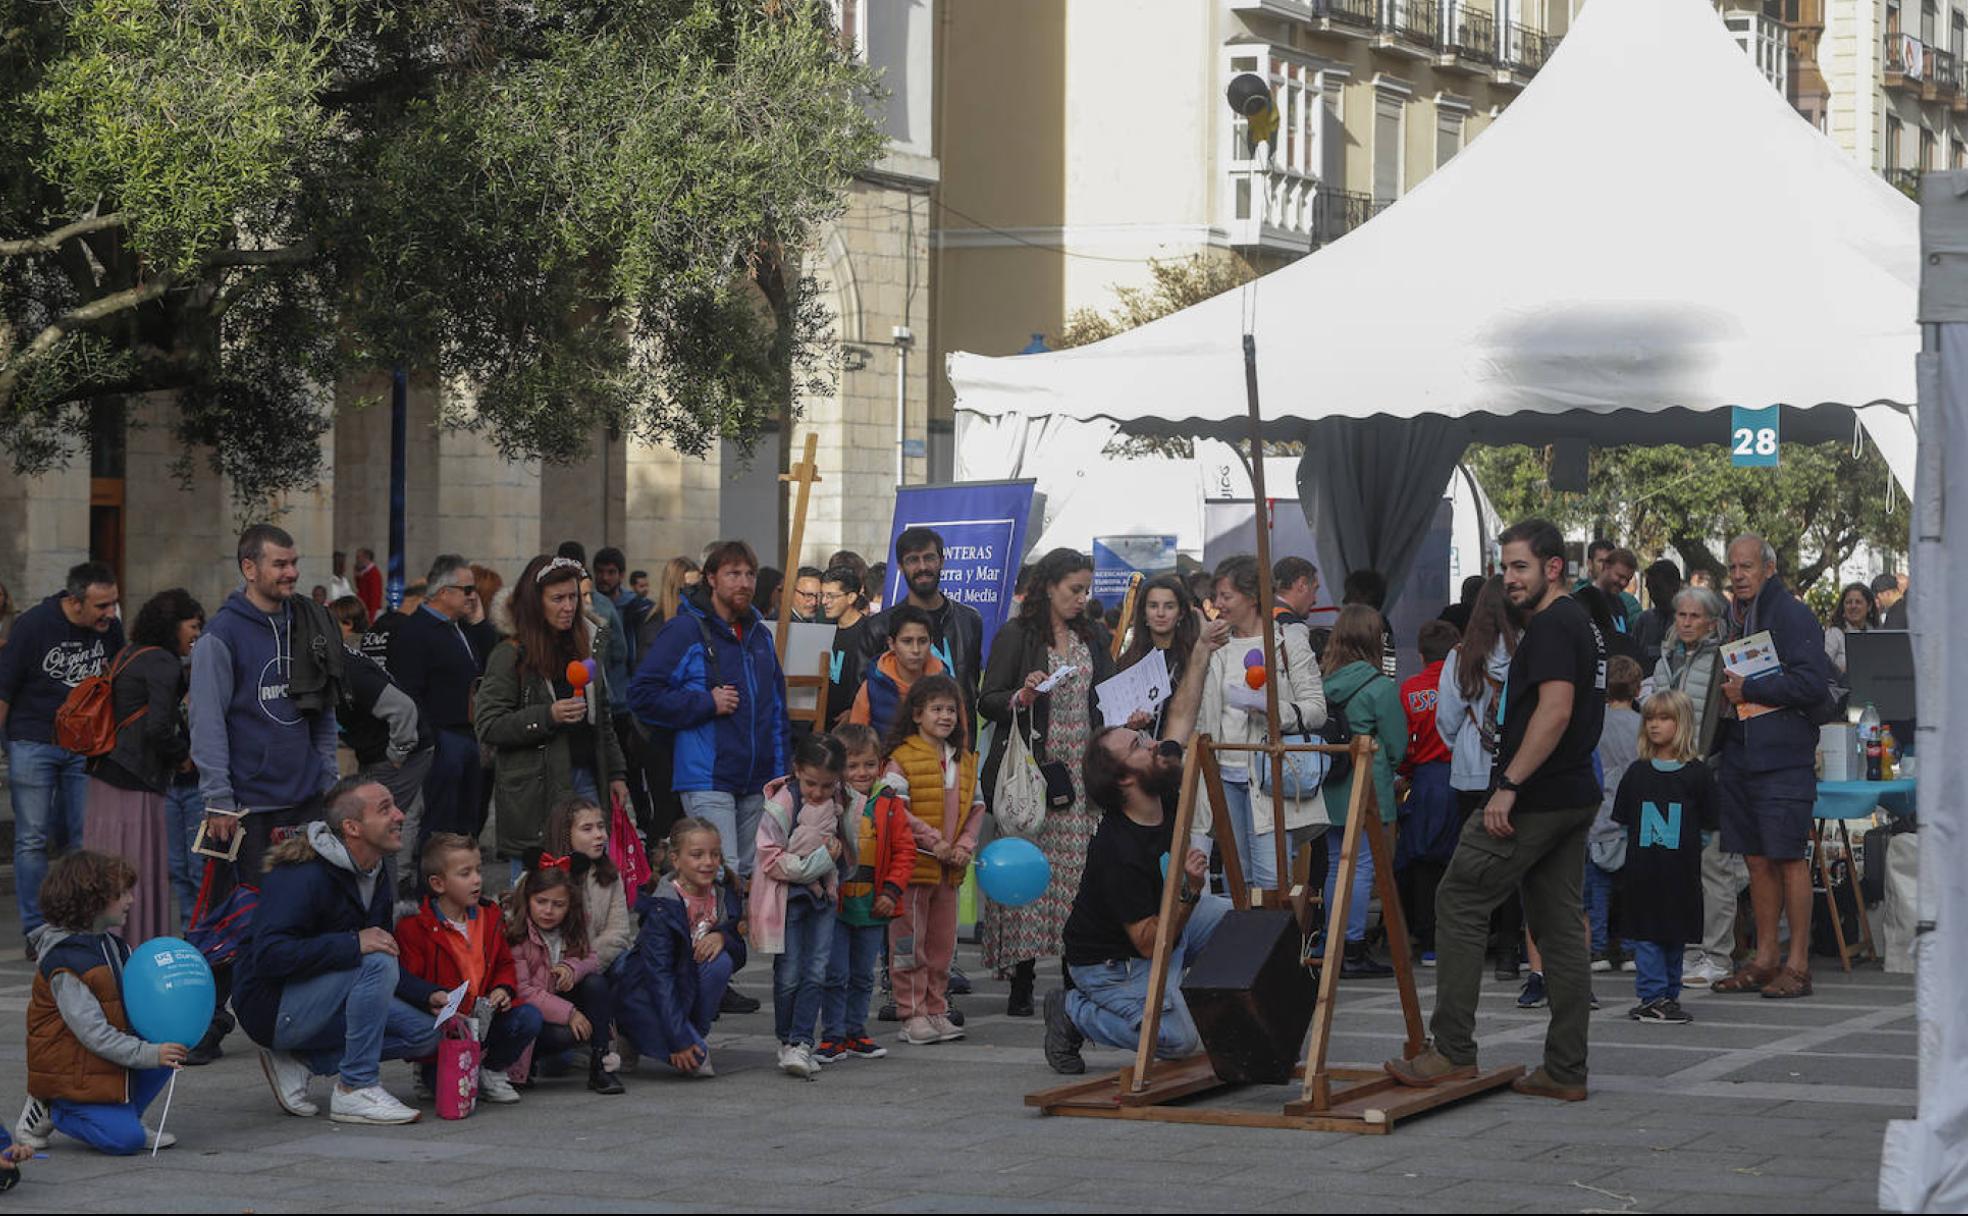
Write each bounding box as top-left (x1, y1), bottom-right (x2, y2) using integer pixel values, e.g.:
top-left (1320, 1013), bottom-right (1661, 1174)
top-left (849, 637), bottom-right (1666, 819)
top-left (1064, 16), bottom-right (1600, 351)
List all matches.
top-left (0, 927), bottom-right (1908, 1214)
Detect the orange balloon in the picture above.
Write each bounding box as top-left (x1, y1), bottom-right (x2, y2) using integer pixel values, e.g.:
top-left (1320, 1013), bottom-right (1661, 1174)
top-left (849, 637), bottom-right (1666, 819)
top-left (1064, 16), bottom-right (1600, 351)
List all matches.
top-left (565, 660), bottom-right (590, 690)
top-left (1245, 666), bottom-right (1267, 689)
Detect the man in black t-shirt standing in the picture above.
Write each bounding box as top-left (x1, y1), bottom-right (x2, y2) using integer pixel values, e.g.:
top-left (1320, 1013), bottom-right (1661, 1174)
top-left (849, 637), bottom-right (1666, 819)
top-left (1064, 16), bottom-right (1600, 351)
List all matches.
top-left (1043, 615), bottom-right (1230, 1074)
top-left (1387, 518), bottom-right (1605, 1103)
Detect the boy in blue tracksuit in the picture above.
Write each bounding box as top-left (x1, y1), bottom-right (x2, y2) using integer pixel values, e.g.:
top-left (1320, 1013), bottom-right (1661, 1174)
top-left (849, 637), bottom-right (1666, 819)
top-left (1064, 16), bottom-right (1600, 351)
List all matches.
top-left (628, 542), bottom-right (792, 882)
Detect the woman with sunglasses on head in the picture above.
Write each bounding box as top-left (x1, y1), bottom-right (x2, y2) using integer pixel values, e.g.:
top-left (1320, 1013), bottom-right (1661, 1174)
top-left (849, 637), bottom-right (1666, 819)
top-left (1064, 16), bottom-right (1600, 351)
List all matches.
top-left (476, 555), bottom-right (631, 868)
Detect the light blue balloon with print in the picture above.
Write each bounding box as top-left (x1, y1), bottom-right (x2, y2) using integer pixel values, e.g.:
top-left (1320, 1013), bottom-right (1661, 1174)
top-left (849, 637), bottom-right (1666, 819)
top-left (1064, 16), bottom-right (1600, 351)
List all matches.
top-left (976, 838), bottom-right (1052, 907)
top-left (122, 937), bottom-right (216, 1047)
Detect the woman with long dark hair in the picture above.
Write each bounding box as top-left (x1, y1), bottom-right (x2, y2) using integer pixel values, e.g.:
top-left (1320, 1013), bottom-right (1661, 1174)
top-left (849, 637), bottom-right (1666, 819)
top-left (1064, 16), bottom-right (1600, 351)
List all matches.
top-left (476, 554), bottom-right (630, 861)
top-left (1435, 575), bottom-right (1525, 977)
top-left (978, 547), bottom-right (1115, 1017)
top-left (1117, 574), bottom-right (1200, 739)
top-left (1823, 581), bottom-right (1875, 676)
top-left (82, 588), bottom-right (204, 946)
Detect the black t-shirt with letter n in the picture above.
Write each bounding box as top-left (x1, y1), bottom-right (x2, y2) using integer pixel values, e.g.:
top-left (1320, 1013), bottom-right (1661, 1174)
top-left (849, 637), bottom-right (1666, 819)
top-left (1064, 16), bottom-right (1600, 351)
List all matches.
top-left (1062, 791), bottom-right (1179, 967)
top-left (1498, 593), bottom-right (1607, 813)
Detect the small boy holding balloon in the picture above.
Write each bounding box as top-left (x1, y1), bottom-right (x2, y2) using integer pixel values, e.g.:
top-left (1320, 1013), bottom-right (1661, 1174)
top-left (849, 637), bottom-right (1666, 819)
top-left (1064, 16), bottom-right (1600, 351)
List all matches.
top-left (17, 852), bottom-right (191, 1155)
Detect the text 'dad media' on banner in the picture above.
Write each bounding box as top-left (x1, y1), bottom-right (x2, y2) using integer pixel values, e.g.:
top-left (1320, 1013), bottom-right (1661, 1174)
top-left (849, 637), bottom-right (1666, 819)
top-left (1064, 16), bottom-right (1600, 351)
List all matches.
top-left (884, 480), bottom-right (1037, 665)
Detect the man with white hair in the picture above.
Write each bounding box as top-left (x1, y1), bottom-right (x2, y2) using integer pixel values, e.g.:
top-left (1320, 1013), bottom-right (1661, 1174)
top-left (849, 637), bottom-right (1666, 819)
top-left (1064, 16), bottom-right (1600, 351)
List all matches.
top-left (1710, 535), bottom-right (1829, 1001)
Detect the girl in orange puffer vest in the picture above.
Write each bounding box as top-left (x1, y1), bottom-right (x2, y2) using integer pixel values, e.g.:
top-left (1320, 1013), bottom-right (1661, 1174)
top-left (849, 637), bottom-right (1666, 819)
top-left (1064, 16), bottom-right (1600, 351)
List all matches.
top-left (879, 676), bottom-right (983, 1048)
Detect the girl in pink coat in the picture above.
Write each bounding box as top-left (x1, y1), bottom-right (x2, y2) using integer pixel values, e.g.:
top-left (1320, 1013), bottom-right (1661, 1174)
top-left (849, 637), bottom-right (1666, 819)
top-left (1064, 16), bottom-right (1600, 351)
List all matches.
top-left (505, 851), bottom-right (624, 1095)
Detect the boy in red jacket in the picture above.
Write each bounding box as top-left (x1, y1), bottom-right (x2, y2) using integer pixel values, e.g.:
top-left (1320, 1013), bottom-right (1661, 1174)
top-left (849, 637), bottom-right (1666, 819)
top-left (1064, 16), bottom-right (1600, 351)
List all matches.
top-left (395, 833), bottom-right (539, 1105)
top-left (1396, 621), bottom-right (1461, 964)
top-left (814, 725), bottom-right (916, 1062)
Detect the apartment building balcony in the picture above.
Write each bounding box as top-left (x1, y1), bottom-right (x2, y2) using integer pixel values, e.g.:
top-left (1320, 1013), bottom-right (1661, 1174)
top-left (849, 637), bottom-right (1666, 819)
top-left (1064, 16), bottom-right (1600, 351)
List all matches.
top-left (1495, 21), bottom-right (1556, 87)
top-left (1225, 157), bottom-right (1385, 252)
top-left (1311, 187), bottom-right (1387, 245)
top-left (1437, 4), bottom-right (1498, 74)
top-left (1374, 0), bottom-right (1442, 59)
top-left (1884, 33), bottom-right (1927, 96)
top-left (1885, 168), bottom-right (1922, 199)
top-left (1307, 0), bottom-right (1379, 39)
top-left (1926, 47), bottom-right (1959, 103)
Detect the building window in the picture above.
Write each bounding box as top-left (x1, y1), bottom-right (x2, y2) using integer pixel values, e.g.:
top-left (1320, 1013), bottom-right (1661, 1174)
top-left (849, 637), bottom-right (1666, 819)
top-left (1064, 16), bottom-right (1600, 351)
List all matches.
top-left (1922, 126), bottom-right (1939, 169)
top-left (1924, 0), bottom-right (1939, 43)
top-left (1953, 10), bottom-right (1965, 56)
top-left (1889, 0), bottom-right (1901, 35)
top-left (1887, 115), bottom-right (1904, 168)
top-left (1373, 94), bottom-right (1404, 206)
top-left (1437, 109), bottom-right (1465, 168)
top-left (1953, 138), bottom-right (1967, 168)
top-left (1226, 46), bottom-right (1319, 178)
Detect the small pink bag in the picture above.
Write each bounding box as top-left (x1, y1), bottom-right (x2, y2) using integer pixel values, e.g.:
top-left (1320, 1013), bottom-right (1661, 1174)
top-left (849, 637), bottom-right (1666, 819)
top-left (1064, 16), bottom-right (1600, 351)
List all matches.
top-left (434, 1019), bottom-right (481, 1120)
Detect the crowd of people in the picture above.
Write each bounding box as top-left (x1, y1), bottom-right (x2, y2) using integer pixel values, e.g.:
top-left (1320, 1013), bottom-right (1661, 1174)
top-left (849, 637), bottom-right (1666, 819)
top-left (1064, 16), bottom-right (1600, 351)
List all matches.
top-left (0, 513), bottom-right (1871, 1157)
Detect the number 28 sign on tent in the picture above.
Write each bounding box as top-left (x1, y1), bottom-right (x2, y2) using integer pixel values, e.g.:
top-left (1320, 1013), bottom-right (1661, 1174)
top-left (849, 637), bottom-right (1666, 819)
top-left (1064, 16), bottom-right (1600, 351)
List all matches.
top-left (1731, 405), bottom-right (1780, 468)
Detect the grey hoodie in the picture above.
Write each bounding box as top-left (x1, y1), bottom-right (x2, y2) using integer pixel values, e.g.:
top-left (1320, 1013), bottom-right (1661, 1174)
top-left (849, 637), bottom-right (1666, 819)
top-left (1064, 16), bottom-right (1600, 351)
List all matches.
top-left (28, 925), bottom-right (162, 1069)
top-left (308, 820), bottom-right (383, 910)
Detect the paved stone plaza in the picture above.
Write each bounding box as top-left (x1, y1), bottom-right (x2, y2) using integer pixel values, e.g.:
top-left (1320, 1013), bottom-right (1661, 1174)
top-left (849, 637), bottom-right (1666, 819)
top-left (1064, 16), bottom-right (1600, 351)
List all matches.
top-left (0, 931), bottom-right (1906, 1213)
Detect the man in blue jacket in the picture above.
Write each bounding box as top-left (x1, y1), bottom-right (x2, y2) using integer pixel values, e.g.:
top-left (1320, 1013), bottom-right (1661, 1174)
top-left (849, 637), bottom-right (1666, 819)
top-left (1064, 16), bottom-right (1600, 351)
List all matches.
top-left (241, 777), bottom-right (440, 1125)
top-left (629, 539), bottom-right (792, 884)
top-left (1711, 534), bottom-right (1829, 1001)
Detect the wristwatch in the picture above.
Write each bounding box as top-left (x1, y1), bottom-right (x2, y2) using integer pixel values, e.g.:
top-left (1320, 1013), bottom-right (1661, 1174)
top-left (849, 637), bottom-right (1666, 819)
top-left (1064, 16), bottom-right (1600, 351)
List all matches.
top-left (1178, 883), bottom-right (1200, 906)
top-left (1495, 773), bottom-right (1521, 794)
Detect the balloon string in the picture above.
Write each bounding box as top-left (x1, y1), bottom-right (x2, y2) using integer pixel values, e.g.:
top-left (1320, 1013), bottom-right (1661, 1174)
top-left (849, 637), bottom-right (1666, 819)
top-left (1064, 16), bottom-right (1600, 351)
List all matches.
top-left (150, 1070), bottom-right (179, 1159)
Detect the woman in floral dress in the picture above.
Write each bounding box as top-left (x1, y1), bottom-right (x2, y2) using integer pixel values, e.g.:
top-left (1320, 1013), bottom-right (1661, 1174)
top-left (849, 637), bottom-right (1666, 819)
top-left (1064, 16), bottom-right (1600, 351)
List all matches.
top-left (979, 548), bottom-right (1118, 1017)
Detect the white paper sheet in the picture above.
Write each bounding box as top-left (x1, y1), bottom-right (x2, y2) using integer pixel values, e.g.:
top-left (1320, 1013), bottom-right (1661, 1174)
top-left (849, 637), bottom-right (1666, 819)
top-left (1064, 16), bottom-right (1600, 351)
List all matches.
top-left (432, 981), bottom-right (469, 1029)
top-left (1095, 650), bottom-right (1170, 726)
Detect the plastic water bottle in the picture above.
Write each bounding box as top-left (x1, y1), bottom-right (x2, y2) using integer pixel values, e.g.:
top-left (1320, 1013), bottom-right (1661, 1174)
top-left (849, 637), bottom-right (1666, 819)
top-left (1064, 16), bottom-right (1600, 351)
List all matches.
top-left (1880, 726), bottom-right (1898, 781)
top-left (1859, 703), bottom-right (1882, 781)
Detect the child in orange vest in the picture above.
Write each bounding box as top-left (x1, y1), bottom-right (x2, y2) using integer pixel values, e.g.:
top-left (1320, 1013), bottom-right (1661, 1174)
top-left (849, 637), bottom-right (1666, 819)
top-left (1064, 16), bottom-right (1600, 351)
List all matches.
top-left (394, 833), bottom-right (537, 1107)
top-left (880, 675), bottom-right (983, 1047)
top-left (17, 851), bottom-right (187, 1155)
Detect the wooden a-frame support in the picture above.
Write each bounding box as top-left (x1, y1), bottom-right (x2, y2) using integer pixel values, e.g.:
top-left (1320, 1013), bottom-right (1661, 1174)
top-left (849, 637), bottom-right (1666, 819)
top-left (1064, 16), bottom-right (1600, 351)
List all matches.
top-left (1025, 332), bottom-right (1519, 1134)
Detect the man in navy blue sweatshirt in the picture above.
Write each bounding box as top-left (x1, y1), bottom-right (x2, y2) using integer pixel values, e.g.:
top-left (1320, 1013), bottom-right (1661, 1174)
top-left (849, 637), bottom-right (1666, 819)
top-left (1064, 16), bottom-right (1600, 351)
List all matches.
top-left (189, 524), bottom-right (341, 889)
top-left (386, 554), bottom-right (485, 845)
top-left (0, 562), bottom-right (122, 951)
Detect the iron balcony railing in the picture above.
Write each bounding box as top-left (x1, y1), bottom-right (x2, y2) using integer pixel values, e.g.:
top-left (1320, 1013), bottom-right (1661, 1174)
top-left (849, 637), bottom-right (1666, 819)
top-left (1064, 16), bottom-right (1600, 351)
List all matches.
top-left (1444, 3), bottom-right (1497, 62)
top-left (1380, 0), bottom-right (1442, 47)
top-left (1885, 31), bottom-right (1927, 80)
top-left (1311, 187), bottom-right (1386, 245)
top-left (1311, 0), bottom-right (1379, 30)
top-left (1500, 21), bottom-right (1556, 73)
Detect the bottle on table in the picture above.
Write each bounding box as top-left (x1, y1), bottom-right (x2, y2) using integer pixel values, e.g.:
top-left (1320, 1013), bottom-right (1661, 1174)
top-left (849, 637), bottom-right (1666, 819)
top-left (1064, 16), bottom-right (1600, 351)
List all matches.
top-left (1859, 703), bottom-right (1883, 782)
top-left (1880, 726), bottom-right (1898, 781)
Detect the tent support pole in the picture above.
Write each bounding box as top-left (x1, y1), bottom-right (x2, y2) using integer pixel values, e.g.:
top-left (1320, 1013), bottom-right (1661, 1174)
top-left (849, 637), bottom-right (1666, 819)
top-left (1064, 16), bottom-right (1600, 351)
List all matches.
top-left (1242, 334), bottom-right (1291, 900)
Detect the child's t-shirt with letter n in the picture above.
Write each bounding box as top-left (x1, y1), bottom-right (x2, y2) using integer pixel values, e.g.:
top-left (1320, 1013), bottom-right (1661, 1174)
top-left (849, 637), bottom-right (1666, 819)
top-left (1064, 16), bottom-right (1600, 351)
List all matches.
top-left (1611, 759), bottom-right (1719, 945)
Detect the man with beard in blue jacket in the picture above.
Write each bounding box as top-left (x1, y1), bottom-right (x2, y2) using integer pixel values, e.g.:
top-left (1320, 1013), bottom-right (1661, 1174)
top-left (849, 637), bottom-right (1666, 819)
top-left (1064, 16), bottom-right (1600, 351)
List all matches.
top-left (630, 539), bottom-right (793, 888)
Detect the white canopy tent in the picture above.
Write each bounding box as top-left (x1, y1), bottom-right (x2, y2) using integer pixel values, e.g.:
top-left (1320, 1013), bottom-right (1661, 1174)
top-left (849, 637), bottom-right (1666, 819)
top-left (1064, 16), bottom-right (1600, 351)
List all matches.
top-left (949, 0), bottom-right (1917, 605)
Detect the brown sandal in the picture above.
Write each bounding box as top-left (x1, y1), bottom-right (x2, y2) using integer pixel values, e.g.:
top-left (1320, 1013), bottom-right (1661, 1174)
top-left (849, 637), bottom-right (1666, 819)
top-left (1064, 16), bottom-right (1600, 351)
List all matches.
top-left (1711, 963), bottom-right (1779, 994)
top-left (1759, 967), bottom-right (1813, 999)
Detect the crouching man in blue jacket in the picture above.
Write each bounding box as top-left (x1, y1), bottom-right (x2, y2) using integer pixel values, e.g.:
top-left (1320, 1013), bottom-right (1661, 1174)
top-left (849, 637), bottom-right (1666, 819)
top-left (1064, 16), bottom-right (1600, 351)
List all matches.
top-left (235, 778), bottom-right (442, 1125)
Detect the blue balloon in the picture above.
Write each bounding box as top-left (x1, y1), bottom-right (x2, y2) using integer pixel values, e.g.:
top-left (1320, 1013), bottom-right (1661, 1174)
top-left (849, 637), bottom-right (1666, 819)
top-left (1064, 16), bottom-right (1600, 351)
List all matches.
top-left (1244, 647), bottom-right (1265, 669)
top-left (122, 937), bottom-right (216, 1047)
top-left (976, 838), bottom-right (1052, 907)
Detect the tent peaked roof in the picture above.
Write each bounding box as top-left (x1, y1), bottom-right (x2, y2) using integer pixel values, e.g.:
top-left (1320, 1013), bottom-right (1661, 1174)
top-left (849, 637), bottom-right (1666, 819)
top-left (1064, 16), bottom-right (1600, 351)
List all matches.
top-left (947, 0), bottom-right (1918, 460)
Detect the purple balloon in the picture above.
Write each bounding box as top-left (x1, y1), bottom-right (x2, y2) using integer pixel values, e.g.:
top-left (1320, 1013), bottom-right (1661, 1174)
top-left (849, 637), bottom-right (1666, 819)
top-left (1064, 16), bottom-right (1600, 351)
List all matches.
top-left (583, 658), bottom-right (598, 680)
top-left (1244, 647), bottom-right (1265, 669)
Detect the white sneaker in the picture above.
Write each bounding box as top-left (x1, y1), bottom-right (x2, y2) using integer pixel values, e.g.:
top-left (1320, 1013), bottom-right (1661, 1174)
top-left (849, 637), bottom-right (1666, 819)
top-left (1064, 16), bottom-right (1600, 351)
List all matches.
top-left (1684, 958), bottom-right (1731, 987)
top-left (901, 1016), bottom-right (940, 1045)
top-left (14, 1098), bottom-right (51, 1150)
top-left (929, 1014), bottom-right (965, 1042)
top-left (777, 1043), bottom-right (819, 1079)
top-left (477, 1068), bottom-right (521, 1104)
top-left (329, 1084), bottom-right (422, 1125)
top-left (145, 1127), bottom-right (177, 1151)
top-left (259, 1049), bottom-right (318, 1117)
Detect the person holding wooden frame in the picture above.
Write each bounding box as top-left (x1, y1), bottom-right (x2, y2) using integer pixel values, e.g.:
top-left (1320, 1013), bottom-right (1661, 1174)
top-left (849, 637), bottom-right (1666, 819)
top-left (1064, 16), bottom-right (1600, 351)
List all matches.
top-left (1042, 615), bottom-right (1231, 1074)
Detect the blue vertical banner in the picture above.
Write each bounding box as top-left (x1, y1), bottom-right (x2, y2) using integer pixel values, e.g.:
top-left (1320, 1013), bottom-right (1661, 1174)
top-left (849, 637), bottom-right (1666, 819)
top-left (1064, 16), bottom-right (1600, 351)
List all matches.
top-left (1730, 405), bottom-right (1781, 468)
top-left (1091, 535), bottom-right (1178, 603)
top-left (884, 480), bottom-right (1036, 664)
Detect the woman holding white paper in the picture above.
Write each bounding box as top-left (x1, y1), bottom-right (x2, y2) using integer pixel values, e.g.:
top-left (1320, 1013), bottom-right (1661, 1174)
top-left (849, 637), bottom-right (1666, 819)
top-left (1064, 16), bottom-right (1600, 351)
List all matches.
top-left (1116, 574), bottom-right (1201, 739)
top-left (1195, 555), bottom-right (1328, 895)
top-left (979, 547), bottom-right (1117, 1017)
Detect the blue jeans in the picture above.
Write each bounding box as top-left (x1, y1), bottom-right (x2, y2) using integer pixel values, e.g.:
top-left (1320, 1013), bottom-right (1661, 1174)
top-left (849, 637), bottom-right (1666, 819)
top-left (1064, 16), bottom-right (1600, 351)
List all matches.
top-left (681, 790), bottom-right (765, 878)
top-left (7, 739), bottom-right (90, 934)
top-left (773, 897), bottom-right (834, 1047)
top-left (1323, 825), bottom-right (1376, 944)
top-left (1067, 892), bottom-right (1230, 1056)
top-left (1631, 940), bottom-right (1685, 1003)
top-left (822, 920), bottom-right (886, 1039)
top-left (51, 1066), bottom-right (172, 1155)
top-left (164, 780), bottom-right (204, 923)
top-left (1216, 780), bottom-right (1317, 893)
top-left (1582, 860), bottom-right (1616, 954)
top-left (271, 953), bottom-right (441, 1089)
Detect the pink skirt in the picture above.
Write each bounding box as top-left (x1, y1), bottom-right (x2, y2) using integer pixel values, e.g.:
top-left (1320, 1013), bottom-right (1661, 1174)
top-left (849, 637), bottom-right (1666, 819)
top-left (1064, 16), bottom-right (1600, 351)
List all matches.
top-left (82, 778), bottom-right (178, 947)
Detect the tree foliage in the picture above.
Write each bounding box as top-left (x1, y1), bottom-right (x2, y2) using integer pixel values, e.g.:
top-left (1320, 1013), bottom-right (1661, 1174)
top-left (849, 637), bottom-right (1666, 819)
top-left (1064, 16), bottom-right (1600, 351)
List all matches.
top-left (1465, 439), bottom-right (1905, 594)
top-left (0, 0), bottom-right (885, 503)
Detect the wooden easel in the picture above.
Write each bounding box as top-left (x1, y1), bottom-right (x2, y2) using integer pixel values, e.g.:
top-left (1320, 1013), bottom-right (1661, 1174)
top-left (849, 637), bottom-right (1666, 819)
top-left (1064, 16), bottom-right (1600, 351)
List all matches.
top-left (1025, 331), bottom-right (1521, 1134)
top-left (776, 431), bottom-right (822, 660)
